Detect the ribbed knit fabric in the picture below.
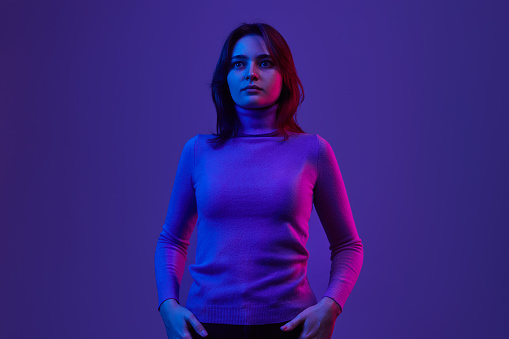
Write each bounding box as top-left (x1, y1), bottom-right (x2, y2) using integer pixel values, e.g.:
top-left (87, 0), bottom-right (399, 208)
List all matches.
top-left (154, 132), bottom-right (364, 325)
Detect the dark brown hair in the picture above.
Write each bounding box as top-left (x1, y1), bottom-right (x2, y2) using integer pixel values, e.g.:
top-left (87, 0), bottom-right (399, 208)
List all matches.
top-left (208, 22), bottom-right (305, 147)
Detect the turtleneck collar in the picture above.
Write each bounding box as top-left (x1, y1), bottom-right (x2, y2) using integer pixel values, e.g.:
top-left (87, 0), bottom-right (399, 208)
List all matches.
top-left (235, 103), bottom-right (278, 135)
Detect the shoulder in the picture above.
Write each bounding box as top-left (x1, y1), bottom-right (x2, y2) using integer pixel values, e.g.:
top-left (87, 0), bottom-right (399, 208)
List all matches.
top-left (186, 133), bottom-right (218, 145)
top-left (314, 133), bottom-right (336, 154)
top-left (293, 133), bottom-right (333, 157)
top-left (178, 134), bottom-right (201, 159)
top-left (293, 132), bottom-right (329, 144)
top-left (313, 134), bottom-right (340, 167)
top-left (286, 131), bottom-right (320, 144)
top-left (315, 133), bottom-right (332, 148)
top-left (183, 134), bottom-right (200, 149)
top-left (194, 133), bottom-right (220, 143)
top-left (184, 133), bottom-right (221, 155)
top-left (193, 133), bottom-right (219, 150)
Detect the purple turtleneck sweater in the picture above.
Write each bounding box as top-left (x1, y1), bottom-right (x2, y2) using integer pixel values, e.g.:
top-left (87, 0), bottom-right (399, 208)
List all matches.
top-left (154, 131), bottom-right (363, 325)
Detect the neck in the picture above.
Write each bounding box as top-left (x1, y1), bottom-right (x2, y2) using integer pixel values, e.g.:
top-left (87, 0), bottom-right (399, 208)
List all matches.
top-left (235, 103), bottom-right (278, 134)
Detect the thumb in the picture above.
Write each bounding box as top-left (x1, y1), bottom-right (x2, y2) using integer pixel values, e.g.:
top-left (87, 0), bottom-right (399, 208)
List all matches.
top-left (280, 314), bottom-right (304, 331)
top-left (186, 313), bottom-right (208, 337)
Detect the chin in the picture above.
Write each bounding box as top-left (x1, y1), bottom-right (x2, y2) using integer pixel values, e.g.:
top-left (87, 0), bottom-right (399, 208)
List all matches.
top-left (241, 100), bottom-right (270, 109)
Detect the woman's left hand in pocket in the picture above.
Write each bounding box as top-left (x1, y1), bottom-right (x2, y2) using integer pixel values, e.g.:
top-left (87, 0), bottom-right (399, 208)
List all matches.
top-left (280, 297), bottom-right (342, 339)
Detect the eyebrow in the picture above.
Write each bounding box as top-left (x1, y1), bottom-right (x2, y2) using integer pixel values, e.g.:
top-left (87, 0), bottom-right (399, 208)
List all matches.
top-left (231, 54), bottom-right (272, 60)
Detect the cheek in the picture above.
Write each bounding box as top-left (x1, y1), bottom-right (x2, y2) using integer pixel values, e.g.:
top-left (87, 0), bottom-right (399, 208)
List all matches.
top-left (226, 74), bottom-right (237, 97)
top-left (227, 73), bottom-right (233, 89)
top-left (276, 75), bottom-right (283, 93)
top-left (269, 74), bottom-right (283, 96)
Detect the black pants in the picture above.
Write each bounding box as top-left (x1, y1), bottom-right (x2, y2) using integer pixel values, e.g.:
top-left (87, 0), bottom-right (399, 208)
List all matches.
top-left (190, 321), bottom-right (304, 339)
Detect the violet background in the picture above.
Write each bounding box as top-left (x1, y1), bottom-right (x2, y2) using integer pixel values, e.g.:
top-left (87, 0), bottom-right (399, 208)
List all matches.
top-left (1, 0), bottom-right (508, 338)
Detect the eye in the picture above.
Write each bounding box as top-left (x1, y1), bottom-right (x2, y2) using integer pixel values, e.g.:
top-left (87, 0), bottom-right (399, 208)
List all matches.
top-left (232, 61), bottom-right (244, 68)
top-left (260, 60), bottom-right (274, 67)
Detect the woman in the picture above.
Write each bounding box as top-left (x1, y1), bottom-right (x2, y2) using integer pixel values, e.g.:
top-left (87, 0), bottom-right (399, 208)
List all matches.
top-left (155, 22), bottom-right (364, 339)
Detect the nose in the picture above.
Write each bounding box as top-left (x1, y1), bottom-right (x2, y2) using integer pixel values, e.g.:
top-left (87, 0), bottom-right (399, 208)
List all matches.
top-left (245, 62), bottom-right (259, 81)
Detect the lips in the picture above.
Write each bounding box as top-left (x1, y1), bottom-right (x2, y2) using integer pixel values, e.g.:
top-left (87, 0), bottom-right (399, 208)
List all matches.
top-left (243, 85), bottom-right (262, 91)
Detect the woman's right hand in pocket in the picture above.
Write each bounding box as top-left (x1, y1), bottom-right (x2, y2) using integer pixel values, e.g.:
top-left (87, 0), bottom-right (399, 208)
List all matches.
top-left (160, 299), bottom-right (208, 339)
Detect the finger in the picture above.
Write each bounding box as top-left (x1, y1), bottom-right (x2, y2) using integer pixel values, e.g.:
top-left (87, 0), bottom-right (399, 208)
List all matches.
top-left (171, 324), bottom-right (193, 339)
top-left (164, 325), bottom-right (172, 338)
top-left (186, 313), bottom-right (208, 337)
top-left (295, 322), bottom-right (310, 339)
top-left (179, 322), bottom-right (197, 339)
top-left (280, 314), bottom-right (302, 331)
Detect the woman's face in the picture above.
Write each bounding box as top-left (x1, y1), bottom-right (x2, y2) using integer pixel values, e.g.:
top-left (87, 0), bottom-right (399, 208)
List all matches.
top-left (227, 34), bottom-right (283, 109)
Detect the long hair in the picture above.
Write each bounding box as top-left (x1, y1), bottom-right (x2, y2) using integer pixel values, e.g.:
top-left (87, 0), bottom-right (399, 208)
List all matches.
top-left (208, 22), bottom-right (305, 147)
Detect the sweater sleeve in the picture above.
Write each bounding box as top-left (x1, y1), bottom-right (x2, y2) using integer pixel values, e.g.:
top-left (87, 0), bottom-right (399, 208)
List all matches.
top-left (155, 135), bottom-right (198, 311)
top-left (313, 134), bottom-right (364, 313)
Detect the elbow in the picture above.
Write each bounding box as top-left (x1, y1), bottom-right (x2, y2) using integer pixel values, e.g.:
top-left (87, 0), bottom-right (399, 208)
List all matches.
top-left (330, 236), bottom-right (364, 261)
top-left (155, 228), bottom-right (191, 255)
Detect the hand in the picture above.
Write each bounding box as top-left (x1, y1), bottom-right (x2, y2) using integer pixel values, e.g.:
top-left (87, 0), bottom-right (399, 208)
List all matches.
top-left (280, 297), bottom-right (342, 339)
top-left (159, 299), bottom-right (208, 339)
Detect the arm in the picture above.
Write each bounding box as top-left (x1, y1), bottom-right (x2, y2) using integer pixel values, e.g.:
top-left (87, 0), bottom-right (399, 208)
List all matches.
top-left (313, 134), bottom-right (364, 313)
top-left (279, 135), bottom-right (364, 337)
top-left (155, 135), bottom-right (199, 311)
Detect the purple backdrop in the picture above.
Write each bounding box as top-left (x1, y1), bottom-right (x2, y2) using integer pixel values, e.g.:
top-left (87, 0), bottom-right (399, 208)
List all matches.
top-left (1, 0), bottom-right (508, 338)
